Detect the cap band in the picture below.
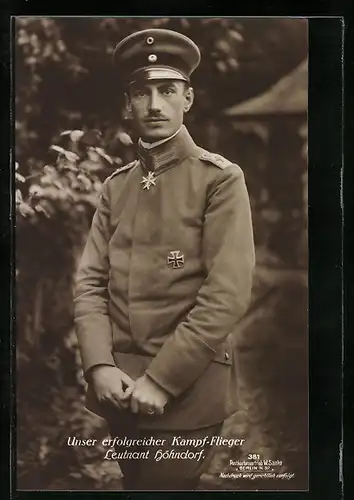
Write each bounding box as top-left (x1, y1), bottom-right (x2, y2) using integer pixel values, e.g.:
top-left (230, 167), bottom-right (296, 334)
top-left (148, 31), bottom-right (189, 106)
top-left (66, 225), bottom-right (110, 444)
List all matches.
top-left (129, 66), bottom-right (188, 85)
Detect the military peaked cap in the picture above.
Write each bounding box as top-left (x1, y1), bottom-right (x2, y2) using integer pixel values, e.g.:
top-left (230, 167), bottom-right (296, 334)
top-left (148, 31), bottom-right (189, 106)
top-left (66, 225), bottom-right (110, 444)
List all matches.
top-left (112, 28), bottom-right (201, 85)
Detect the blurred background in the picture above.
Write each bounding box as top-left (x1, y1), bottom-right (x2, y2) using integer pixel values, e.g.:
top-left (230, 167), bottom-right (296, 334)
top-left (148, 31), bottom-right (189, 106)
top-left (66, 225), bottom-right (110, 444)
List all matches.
top-left (15, 17), bottom-right (308, 490)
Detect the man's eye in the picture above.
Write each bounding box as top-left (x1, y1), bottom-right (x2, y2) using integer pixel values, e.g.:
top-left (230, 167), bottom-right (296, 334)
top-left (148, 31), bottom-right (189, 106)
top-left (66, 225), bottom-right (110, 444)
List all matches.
top-left (133, 89), bottom-right (146, 98)
top-left (162, 88), bottom-right (175, 95)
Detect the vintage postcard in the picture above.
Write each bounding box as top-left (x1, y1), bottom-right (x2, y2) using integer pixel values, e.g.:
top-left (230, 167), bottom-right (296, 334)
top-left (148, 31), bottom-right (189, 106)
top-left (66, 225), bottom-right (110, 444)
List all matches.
top-left (14, 16), bottom-right (310, 491)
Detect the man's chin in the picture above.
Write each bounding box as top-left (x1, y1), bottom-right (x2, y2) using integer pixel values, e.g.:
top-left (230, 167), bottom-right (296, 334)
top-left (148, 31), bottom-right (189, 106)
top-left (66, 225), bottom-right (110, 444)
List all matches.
top-left (141, 130), bottom-right (171, 143)
top-left (139, 122), bottom-right (179, 142)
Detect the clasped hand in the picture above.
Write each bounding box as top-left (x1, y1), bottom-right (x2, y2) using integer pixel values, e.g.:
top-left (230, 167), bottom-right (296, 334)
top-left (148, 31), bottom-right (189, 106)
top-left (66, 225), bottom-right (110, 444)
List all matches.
top-left (91, 365), bottom-right (169, 416)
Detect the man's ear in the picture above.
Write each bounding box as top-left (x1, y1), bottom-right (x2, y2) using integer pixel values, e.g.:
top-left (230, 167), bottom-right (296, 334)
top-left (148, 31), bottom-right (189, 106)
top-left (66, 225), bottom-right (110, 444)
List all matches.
top-left (124, 92), bottom-right (132, 118)
top-left (183, 86), bottom-right (194, 113)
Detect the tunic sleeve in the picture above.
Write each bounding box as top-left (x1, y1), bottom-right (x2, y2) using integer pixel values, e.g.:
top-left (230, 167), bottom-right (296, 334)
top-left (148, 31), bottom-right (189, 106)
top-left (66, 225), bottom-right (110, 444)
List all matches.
top-left (145, 165), bottom-right (255, 396)
top-left (73, 180), bottom-right (116, 378)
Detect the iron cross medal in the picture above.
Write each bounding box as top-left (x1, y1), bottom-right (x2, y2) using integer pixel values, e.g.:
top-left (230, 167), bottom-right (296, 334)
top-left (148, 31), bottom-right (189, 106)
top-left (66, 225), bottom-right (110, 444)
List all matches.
top-left (141, 171), bottom-right (156, 190)
top-left (167, 250), bottom-right (185, 269)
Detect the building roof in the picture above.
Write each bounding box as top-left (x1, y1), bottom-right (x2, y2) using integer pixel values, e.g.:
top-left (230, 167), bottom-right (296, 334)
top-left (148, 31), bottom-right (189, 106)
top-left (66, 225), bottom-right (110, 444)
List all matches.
top-left (224, 59), bottom-right (308, 118)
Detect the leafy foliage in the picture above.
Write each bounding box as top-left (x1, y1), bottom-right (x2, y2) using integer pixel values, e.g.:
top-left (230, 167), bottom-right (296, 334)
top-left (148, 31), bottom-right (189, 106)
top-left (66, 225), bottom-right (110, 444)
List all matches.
top-left (16, 130), bottom-right (113, 485)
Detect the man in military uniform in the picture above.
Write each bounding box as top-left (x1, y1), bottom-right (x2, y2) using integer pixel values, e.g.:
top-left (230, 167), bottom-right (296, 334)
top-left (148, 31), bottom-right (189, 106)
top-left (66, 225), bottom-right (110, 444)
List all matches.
top-left (74, 28), bottom-right (255, 490)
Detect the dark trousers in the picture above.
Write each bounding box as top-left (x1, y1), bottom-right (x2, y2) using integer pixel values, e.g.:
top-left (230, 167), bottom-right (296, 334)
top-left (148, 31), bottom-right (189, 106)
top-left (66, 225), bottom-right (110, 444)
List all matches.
top-left (106, 414), bottom-right (223, 491)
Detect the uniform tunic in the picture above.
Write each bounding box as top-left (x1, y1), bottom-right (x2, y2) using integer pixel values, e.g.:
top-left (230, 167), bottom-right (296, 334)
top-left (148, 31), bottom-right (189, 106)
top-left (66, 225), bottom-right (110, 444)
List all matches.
top-left (74, 125), bottom-right (255, 430)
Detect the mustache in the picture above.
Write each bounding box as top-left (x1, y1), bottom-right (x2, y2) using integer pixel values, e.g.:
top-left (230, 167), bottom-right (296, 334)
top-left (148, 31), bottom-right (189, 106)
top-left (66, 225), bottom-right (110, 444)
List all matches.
top-left (144, 114), bottom-right (169, 121)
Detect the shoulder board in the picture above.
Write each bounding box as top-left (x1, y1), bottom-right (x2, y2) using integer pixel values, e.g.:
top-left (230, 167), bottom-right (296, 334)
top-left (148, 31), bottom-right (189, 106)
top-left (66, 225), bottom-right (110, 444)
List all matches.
top-left (199, 149), bottom-right (232, 169)
top-left (107, 160), bottom-right (138, 180)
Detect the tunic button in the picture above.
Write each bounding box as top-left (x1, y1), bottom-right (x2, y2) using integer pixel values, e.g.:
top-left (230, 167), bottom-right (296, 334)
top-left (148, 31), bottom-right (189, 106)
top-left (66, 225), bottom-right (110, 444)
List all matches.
top-left (146, 36), bottom-right (154, 45)
top-left (225, 352), bottom-right (230, 361)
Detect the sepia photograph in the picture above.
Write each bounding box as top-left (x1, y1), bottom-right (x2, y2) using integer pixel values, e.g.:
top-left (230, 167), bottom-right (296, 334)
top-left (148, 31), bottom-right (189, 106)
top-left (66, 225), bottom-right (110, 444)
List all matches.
top-left (15, 16), bottom-right (308, 491)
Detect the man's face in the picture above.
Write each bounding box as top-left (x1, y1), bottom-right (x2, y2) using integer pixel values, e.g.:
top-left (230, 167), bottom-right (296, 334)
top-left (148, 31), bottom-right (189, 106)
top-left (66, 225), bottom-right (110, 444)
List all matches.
top-left (127, 80), bottom-right (194, 142)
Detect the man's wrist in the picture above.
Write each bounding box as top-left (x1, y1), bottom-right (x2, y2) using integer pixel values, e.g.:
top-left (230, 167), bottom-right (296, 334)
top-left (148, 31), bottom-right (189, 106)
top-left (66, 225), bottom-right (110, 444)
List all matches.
top-left (87, 363), bottom-right (116, 382)
top-left (144, 372), bottom-right (172, 397)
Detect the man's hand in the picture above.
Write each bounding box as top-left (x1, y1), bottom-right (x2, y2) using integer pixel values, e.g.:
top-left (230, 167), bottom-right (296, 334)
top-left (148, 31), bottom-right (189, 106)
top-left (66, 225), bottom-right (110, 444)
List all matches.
top-left (129, 375), bottom-right (170, 416)
top-left (90, 365), bottom-right (135, 410)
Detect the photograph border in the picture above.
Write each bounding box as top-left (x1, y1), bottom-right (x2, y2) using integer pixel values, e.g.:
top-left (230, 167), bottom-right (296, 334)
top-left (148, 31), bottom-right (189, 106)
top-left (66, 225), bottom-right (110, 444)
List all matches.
top-left (1, 7), bottom-right (346, 500)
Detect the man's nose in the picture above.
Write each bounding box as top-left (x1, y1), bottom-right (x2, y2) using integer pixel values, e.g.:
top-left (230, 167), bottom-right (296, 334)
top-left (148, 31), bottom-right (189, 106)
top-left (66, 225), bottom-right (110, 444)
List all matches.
top-left (148, 89), bottom-right (162, 112)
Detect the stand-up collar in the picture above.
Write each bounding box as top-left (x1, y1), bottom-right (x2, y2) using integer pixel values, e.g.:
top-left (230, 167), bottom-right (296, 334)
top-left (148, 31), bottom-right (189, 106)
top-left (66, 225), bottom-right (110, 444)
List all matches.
top-left (138, 125), bottom-right (200, 176)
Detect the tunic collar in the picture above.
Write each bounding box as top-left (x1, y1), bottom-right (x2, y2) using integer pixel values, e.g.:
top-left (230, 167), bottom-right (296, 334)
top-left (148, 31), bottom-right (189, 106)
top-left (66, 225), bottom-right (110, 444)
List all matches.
top-left (139, 125), bottom-right (182, 150)
top-left (138, 125), bottom-right (200, 176)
